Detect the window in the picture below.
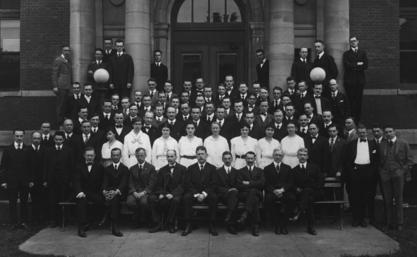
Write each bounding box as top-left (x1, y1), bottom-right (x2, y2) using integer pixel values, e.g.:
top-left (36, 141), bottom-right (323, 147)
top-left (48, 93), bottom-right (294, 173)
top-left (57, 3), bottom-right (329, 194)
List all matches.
top-left (0, 0), bottom-right (20, 91)
top-left (400, 17), bottom-right (417, 84)
top-left (177, 0), bottom-right (242, 23)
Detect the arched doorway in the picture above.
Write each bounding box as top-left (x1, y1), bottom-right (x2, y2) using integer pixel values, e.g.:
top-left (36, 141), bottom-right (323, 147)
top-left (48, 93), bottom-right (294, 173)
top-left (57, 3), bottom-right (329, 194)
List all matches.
top-left (171, 0), bottom-right (247, 88)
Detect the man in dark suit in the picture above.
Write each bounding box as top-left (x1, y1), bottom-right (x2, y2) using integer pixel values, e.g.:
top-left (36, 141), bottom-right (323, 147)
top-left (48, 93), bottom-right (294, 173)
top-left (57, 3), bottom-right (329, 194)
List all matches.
top-left (293, 81), bottom-right (314, 115)
top-left (304, 102), bottom-right (324, 130)
top-left (311, 84), bottom-right (331, 116)
top-left (329, 79), bottom-right (350, 126)
top-left (142, 111), bottom-right (160, 145)
top-left (255, 49), bottom-right (269, 88)
top-left (269, 87), bottom-right (284, 114)
top-left (151, 50), bottom-right (168, 92)
top-left (291, 48), bottom-right (313, 84)
top-left (111, 113), bottom-right (130, 143)
top-left (103, 39), bottom-right (116, 63)
top-left (224, 75), bottom-right (239, 102)
top-left (236, 151), bottom-right (265, 236)
top-left (28, 131), bottom-right (48, 223)
top-left (99, 101), bottom-right (114, 131)
top-left (0, 129), bottom-right (32, 229)
top-left (164, 106), bottom-right (185, 140)
top-left (44, 131), bottom-right (74, 227)
top-left (313, 40), bottom-right (338, 94)
top-left (64, 82), bottom-right (83, 121)
top-left (264, 148), bottom-right (295, 235)
top-left (255, 100), bottom-right (274, 131)
top-left (109, 40), bottom-right (134, 98)
top-left (244, 112), bottom-right (263, 140)
top-left (305, 123), bottom-right (330, 176)
top-left (190, 107), bottom-right (210, 139)
top-left (73, 147), bottom-right (104, 237)
top-left (344, 124), bottom-right (379, 227)
top-left (343, 36), bottom-right (368, 122)
top-left (182, 146), bottom-right (217, 236)
top-left (149, 150), bottom-right (186, 233)
top-left (213, 151), bottom-right (239, 234)
top-left (73, 106), bottom-right (89, 135)
top-left (52, 45), bottom-right (72, 124)
top-left (283, 77), bottom-right (298, 103)
top-left (102, 148), bottom-right (129, 236)
top-left (79, 84), bottom-right (100, 119)
top-left (126, 148), bottom-right (157, 228)
top-left (292, 148), bottom-right (323, 235)
top-left (90, 114), bottom-right (106, 145)
top-left (73, 120), bottom-right (101, 161)
top-left (214, 107), bottom-right (234, 141)
top-left (327, 125), bottom-right (347, 178)
top-left (177, 103), bottom-right (191, 123)
top-left (271, 109), bottom-right (287, 141)
top-left (87, 48), bottom-right (110, 104)
top-left (378, 126), bottom-right (414, 231)
top-left (62, 119), bottom-right (77, 151)
top-left (297, 114), bottom-right (310, 139)
top-left (40, 122), bottom-right (54, 147)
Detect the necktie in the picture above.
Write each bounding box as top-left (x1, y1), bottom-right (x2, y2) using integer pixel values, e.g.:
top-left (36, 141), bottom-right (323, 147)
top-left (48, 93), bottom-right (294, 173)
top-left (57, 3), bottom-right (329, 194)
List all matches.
top-left (139, 164), bottom-right (143, 172)
top-left (332, 92), bottom-right (336, 98)
top-left (275, 164), bottom-right (280, 174)
top-left (226, 167), bottom-right (230, 174)
top-left (330, 138), bottom-right (335, 151)
top-left (389, 140), bottom-right (394, 146)
top-left (114, 164), bottom-right (118, 170)
top-left (200, 165), bottom-right (204, 171)
top-left (18, 143), bottom-right (22, 150)
top-left (43, 135), bottom-right (46, 141)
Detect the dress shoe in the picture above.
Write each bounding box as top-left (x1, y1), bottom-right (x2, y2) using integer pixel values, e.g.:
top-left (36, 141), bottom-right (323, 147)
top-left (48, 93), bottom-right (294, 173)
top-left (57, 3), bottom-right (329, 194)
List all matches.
top-left (360, 220), bottom-right (368, 228)
top-left (149, 224), bottom-right (162, 233)
top-left (237, 212), bottom-right (247, 224)
top-left (307, 227), bottom-right (317, 235)
top-left (227, 225), bottom-right (237, 235)
top-left (112, 229), bottom-right (123, 237)
top-left (209, 224), bottom-right (218, 236)
top-left (78, 228), bottom-right (87, 238)
top-left (251, 225), bottom-right (259, 237)
top-left (181, 223), bottom-right (192, 236)
top-left (274, 225), bottom-right (280, 235)
top-left (280, 227), bottom-right (288, 235)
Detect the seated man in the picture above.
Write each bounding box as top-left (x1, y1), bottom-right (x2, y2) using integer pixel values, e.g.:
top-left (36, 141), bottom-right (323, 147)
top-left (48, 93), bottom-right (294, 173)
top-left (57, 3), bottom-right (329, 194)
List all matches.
top-left (264, 148), bottom-right (295, 235)
top-left (126, 147), bottom-right (157, 228)
top-left (236, 151), bottom-right (265, 237)
top-left (73, 147), bottom-right (104, 237)
top-left (213, 151), bottom-right (239, 234)
top-left (292, 148), bottom-right (323, 235)
top-left (102, 148), bottom-right (129, 237)
top-left (182, 146), bottom-right (217, 236)
top-left (149, 149), bottom-right (186, 233)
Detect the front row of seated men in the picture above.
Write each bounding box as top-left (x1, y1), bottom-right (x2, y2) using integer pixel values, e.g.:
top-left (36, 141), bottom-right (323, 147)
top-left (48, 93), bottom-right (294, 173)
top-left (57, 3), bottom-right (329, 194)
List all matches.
top-left (74, 144), bottom-right (322, 238)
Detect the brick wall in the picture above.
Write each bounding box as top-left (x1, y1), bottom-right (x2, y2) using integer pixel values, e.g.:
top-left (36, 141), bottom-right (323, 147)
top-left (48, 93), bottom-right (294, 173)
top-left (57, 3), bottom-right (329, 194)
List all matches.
top-left (350, 0), bottom-right (400, 90)
top-left (20, 0), bottom-right (69, 90)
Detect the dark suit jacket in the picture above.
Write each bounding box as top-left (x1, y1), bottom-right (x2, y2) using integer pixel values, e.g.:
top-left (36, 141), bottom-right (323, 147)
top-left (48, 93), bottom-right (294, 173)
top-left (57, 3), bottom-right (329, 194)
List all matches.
top-left (214, 166), bottom-right (239, 195)
top-left (311, 96), bottom-right (331, 115)
top-left (102, 163), bottom-right (129, 196)
top-left (64, 94), bottom-right (84, 121)
top-left (379, 138), bottom-right (414, 181)
top-left (27, 145), bottom-right (46, 185)
top-left (292, 163), bottom-right (323, 190)
top-left (103, 49), bottom-right (116, 63)
top-left (87, 60), bottom-right (111, 91)
top-left (328, 137), bottom-right (347, 177)
top-left (291, 58), bottom-right (313, 83)
top-left (0, 145), bottom-right (30, 187)
top-left (263, 163), bottom-right (293, 193)
top-left (72, 133), bottom-right (101, 161)
top-left (248, 123), bottom-right (264, 140)
top-left (255, 113), bottom-right (274, 131)
top-left (329, 92), bottom-right (351, 124)
top-left (79, 95), bottom-right (101, 118)
top-left (109, 53), bottom-right (134, 89)
top-left (304, 135), bottom-right (330, 175)
top-left (164, 120), bottom-right (185, 141)
top-left (193, 120), bottom-right (211, 139)
top-left (99, 112), bottom-right (115, 131)
top-left (151, 63), bottom-right (168, 92)
top-left (343, 48), bottom-right (368, 85)
top-left (256, 60), bottom-right (269, 88)
top-left (40, 135), bottom-right (54, 148)
top-left (113, 126), bottom-right (130, 143)
top-left (344, 139), bottom-right (379, 181)
top-left (44, 145), bottom-right (74, 183)
top-left (154, 163), bottom-right (186, 197)
top-left (313, 53), bottom-right (338, 82)
top-left (217, 119), bottom-right (234, 141)
top-left (185, 162), bottom-right (217, 195)
top-left (142, 125), bottom-right (160, 145)
top-left (73, 162), bottom-right (104, 195)
top-left (236, 166), bottom-right (265, 193)
top-left (128, 162), bottom-right (157, 194)
top-left (271, 122), bottom-right (288, 141)
top-left (293, 92), bottom-right (314, 115)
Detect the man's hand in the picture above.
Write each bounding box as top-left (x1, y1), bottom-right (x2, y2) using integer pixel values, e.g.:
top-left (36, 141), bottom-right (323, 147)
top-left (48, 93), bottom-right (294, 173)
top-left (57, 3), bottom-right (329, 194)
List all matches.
top-left (52, 87), bottom-right (58, 94)
top-left (133, 192), bottom-right (141, 199)
top-left (242, 181), bottom-right (250, 185)
top-left (296, 187), bottom-right (302, 193)
top-left (196, 194), bottom-right (205, 202)
top-left (336, 172), bottom-right (341, 177)
top-left (159, 194), bottom-right (165, 199)
top-left (42, 182), bottom-right (47, 187)
top-left (127, 83), bottom-right (132, 89)
top-left (76, 192), bottom-right (86, 199)
top-left (1, 183), bottom-right (7, 189)
top-left (109, 84), bottom-right (115, 89)
top-left (166, 194), bottom-right (173, 199)
top-left (357, 62), bottom-right (364, 66)
top-left (228, 188), bottom-right (238, 192)
top-left (29, 182), bottom-right (34, 188)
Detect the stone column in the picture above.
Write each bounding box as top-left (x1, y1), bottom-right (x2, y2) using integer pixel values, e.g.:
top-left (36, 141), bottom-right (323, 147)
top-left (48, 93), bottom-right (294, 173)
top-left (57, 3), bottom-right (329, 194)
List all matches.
top-left (70, 0), bottom-right (95, 85)
top-left (154, 23), bottom-right (170, 75)
top-left (95, 0), bottom-right (103, 48)
top-left (125, 0), bottom-right (151, 94)
top-left (268, 0), bottom-right (294, 90)
top-left (324, 0), bottom-right (349, 91)
top-left (249, 21), bottom-right (265, 88)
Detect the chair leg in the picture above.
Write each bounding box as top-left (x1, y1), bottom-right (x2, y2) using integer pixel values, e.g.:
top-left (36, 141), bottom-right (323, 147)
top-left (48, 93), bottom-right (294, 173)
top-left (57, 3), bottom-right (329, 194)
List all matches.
top-left (339, 204), bottom-right (344, 230)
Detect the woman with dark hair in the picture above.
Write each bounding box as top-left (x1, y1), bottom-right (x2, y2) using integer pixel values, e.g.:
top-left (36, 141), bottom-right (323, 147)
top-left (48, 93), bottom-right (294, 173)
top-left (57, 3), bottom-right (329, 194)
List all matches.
top-left (256, 124), bottom-right (281, 169)
top-left (178, 122), bottom-right (203, 168)
top-left (151, 124), bottom-right (179, 170)
top-left (101, 128), bottom-right (123, 167)
top-left (230, 123), bottom-right (257, 169)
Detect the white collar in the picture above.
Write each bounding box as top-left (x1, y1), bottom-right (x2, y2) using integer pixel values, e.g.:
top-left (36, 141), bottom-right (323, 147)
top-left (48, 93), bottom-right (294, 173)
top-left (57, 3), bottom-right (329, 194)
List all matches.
top-left (318, 52), bottom-right (324, 59)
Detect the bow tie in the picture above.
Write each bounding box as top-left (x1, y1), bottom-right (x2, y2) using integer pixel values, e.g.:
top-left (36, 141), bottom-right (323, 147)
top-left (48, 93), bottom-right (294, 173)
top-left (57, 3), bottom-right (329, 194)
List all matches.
top-left (360, 139), bottom-right (367, 142)
top-left (86, 163), bottom-right (93, 166)
top-left (115, 125), bottom-right (123, 128)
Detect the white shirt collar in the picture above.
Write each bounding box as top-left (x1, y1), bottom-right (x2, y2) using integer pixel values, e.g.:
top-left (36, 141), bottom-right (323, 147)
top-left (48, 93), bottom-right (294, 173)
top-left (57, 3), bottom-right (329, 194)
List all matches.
top-left (318, 52), bottom-right (324, 59)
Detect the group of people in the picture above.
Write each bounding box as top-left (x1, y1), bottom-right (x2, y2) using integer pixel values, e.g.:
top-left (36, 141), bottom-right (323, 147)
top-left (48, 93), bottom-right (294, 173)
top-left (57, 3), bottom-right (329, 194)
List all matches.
top-left (0, 36), bottom-right (413, 239)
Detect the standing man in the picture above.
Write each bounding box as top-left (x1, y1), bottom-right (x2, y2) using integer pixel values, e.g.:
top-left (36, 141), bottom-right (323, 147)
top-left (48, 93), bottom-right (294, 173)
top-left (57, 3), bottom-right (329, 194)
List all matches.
top-left (313, 40), bottom-right (338, 95)
top-left (379, 126), bottom-right (413, 231)
top-left (109, 39), bottom-right (134, 98)
top-left (343, 36), bottom-right (368, 122)
top-left (0, 130), bottom-right (32, 229)
top-left (103, 39), bottom-right (116, 63)
top-left (151, 50), bottom-right (168, 92)
top-left (255, 49), bottom-right (269, 89)
top-left (87, 48), bottom-right (111, 104)
top-left (327, 124), bottom-right (347, 178)
top-left (291, 48), bottom-right (313, 84)
top-left (52, 46), bottom-right (72, 124)
top-left (344, 124), bottom-right (379, 227)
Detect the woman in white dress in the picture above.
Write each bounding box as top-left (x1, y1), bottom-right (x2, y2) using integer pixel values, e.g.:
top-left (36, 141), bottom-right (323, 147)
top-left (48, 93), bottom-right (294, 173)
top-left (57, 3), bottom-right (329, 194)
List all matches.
top-left (281, 122), bottom-right (305, 168)
top-left (101, 128), bottom-right (123, 167)
top-left (230, 123), bottom-right (258, 169)
top-left (256, 124), bottom-right (281, 169)
top-left (178, 122), bottom-right (203, 168)
top-left (204, 122), bottom-right (230, 168)
top-left (122, 118), bottom-right (152, 168)
top-left (152, 125), bottom-right (179, 170)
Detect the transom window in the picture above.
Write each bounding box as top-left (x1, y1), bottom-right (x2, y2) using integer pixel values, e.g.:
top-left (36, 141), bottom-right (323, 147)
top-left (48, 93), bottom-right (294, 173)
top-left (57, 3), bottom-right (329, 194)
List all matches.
top-left (177, 0), bottom-right (242, 23)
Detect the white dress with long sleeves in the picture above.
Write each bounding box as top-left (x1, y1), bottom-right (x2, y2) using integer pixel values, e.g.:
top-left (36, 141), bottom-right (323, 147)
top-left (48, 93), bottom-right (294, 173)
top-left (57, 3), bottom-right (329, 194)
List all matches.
top-left (178, 136), bottom-right (203, 168)
top-left (230, 136), bottom-right (257, 169)
top-left (122, 130), bottom-right (152, 168)
top-left (204, 135), bottom-right (230, 168)
top-left (151, 136), bottom-right (179, 170)
top-left (255, 137), bottom-right (281, 169)
top-left (281, 135), bottom-right (305, 168)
